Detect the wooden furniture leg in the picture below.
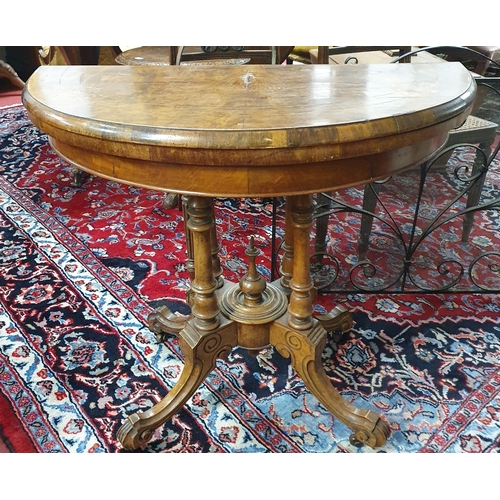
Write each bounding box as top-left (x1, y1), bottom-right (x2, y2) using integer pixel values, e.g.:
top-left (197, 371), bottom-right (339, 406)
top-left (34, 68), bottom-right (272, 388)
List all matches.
top-left (118, 317), bottom-right (238, 449)
top-left (0, 60), bottom-right (25, 89)
top-left (270, 317), bottom-right (390, 447)
top-left (462, 142), bottom-right (491, 242)
top-left (358, 182), bottom-right (383, 261)
top-left (149, 196), bottom-right (224, 342)
top-left (285, 194), bottom-right (352, 334)
top-left (270, 194), bottom-right (389, 448)
top-left (314, 192), bottom-right (331, 265)
top-left (287, 195), bottom-right (315, 331)
top-left (182, 195), bottom-right (223, 300)
top-left (277, 196), bottom-right (294, 293)
top-left (118, 196), bottom-right (238, 450)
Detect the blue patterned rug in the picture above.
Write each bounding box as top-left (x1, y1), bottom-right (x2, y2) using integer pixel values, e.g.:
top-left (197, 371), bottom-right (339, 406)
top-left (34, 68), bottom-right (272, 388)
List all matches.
top-left (1, 105), bottom-right (500, 453)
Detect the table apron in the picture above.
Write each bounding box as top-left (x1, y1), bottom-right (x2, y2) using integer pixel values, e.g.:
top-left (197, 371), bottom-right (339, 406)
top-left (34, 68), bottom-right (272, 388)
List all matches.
top-left (48, 131), bottom-right (451, 197)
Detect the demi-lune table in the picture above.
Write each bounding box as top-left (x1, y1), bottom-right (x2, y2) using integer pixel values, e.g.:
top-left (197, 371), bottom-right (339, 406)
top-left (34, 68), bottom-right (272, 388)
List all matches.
top-left (22, 63), bottom-right (475, 450)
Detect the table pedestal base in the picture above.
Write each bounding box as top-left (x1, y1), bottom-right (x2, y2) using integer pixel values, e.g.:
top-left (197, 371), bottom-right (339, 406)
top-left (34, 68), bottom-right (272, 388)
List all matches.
top-left (117, 195), bottom-right (390, 450)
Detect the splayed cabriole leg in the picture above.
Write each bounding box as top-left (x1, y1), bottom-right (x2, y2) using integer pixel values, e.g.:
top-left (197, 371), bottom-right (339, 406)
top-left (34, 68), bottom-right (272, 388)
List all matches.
top-left (118, 196), bottom-right (237, 450)
top-left (280, 195), bottom-right (387, 447)
top-left (270, 316), bottom-right (390, 448)
top-left (118, 319), bottom-right (238, 450)
top-left (119, 195), bottom-right (387, 450)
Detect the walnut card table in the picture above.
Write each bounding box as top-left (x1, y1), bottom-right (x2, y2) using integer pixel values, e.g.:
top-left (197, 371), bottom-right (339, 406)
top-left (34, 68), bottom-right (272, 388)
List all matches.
top-left (22, 63), bottom-right (475, 450)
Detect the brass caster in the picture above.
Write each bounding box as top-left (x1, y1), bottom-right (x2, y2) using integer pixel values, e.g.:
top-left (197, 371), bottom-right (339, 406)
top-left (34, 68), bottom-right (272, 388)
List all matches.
top-left (349, 432), bottom-right (365, 448)
top-left (117, 414), bottom-right (152, 450)
top-left (330, 331), bottom-right (343, 343)
top-left (154, 331), bottom-right (170, 344)
top-left (349, 418), bottom-right (391, 449)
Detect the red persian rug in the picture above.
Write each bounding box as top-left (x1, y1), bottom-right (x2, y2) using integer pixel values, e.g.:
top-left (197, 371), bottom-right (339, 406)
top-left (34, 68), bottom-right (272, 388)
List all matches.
top-left (1, 105), bottom-right (500, 453)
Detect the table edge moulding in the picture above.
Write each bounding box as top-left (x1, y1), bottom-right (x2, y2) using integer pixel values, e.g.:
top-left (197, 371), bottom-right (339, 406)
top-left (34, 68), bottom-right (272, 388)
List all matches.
top-left (22, 62), bottom-right (476, 450)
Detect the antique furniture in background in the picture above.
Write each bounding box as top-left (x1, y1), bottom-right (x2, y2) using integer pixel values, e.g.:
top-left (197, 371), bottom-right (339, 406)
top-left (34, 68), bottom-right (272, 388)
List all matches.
top-left (23, 63), bottom-right (475, 451)
top-left (0, 59), bottom-right (25, 89)
top-left (425, 45), bottom-right (500, 76)
top-left (311, 46), bottom-right (500, 293)
top-left (314, 46), bottom-right (412, 64)
top-left (116, 46), bottom-right (294, 67)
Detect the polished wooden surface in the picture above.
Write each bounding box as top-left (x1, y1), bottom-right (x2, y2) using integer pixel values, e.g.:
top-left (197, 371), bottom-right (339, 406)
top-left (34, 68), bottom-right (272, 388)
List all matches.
top-left (22, 63), bottom-right (476, 451)
top-left (23, 63), bottom-right (475, 197)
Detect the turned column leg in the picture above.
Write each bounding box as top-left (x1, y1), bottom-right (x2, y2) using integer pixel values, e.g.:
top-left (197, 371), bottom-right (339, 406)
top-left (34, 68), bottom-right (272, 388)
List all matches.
top-left (186, 196), bottom-right (220, 332)
top-left (278, 196), bottom-right (294, 294)
top-left (182, 195), bottom-right (223, 306)
top-left (286, 195), bottom-right (352, 335)
top-left (287, 194), bottom-right (315, 330)
top-left (149, 196), bottom-right (224, 341)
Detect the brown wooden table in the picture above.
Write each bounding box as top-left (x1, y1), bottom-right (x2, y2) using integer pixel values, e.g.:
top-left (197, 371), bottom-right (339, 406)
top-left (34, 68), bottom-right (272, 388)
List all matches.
top-left (22, 63), bottom-right (475, 450)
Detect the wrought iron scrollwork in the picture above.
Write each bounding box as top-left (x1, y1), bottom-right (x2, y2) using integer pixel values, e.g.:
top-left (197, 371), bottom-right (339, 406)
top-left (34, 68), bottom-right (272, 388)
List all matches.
top-left (270, 76), bottom-right (500, 295)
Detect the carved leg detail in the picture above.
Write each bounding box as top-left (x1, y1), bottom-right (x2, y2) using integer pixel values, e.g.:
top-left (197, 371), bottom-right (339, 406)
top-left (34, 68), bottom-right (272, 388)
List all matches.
top-left (270, 317), bottom-right (390, 449)
top-left (315, 304), bottom-right (353, 340)
top-left (288, 194), bottom-right (315, 331)
top-left (118, 319), bottom-right (238, 450)
top-left (148, 305), bottom-right (191, 343)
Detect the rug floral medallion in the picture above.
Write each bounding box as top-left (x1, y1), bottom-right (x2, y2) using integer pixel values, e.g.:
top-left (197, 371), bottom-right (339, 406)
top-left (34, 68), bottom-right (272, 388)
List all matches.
top-left (1, 106), bottom-right (499, 453)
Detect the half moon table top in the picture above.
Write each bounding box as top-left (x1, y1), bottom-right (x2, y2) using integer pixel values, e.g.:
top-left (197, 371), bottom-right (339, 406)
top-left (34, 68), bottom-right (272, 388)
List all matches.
top-left (23, 63), bottom-right (475, 197)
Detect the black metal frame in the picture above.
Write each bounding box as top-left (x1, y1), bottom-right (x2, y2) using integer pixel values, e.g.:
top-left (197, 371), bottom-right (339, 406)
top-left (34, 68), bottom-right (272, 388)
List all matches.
top-left (270, 47), bottom-right (500, 295)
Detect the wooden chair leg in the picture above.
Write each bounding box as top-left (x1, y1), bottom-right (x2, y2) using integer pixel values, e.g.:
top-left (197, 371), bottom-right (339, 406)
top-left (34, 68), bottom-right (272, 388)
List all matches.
top-left (314, 192), bottom-right (331, 265)
top-left (0, 60), bottom-right (25, 89)
top-left (462, 143), bottom-right (491, 242)
top-left (358, 182), bottom-right (382, 261)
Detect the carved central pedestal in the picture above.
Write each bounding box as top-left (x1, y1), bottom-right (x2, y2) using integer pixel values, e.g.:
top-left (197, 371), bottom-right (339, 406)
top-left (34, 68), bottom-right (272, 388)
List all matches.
top-left (117, 195), bottom-right (390, 451)
top-left (220, 236), bottom-right (288, 350)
